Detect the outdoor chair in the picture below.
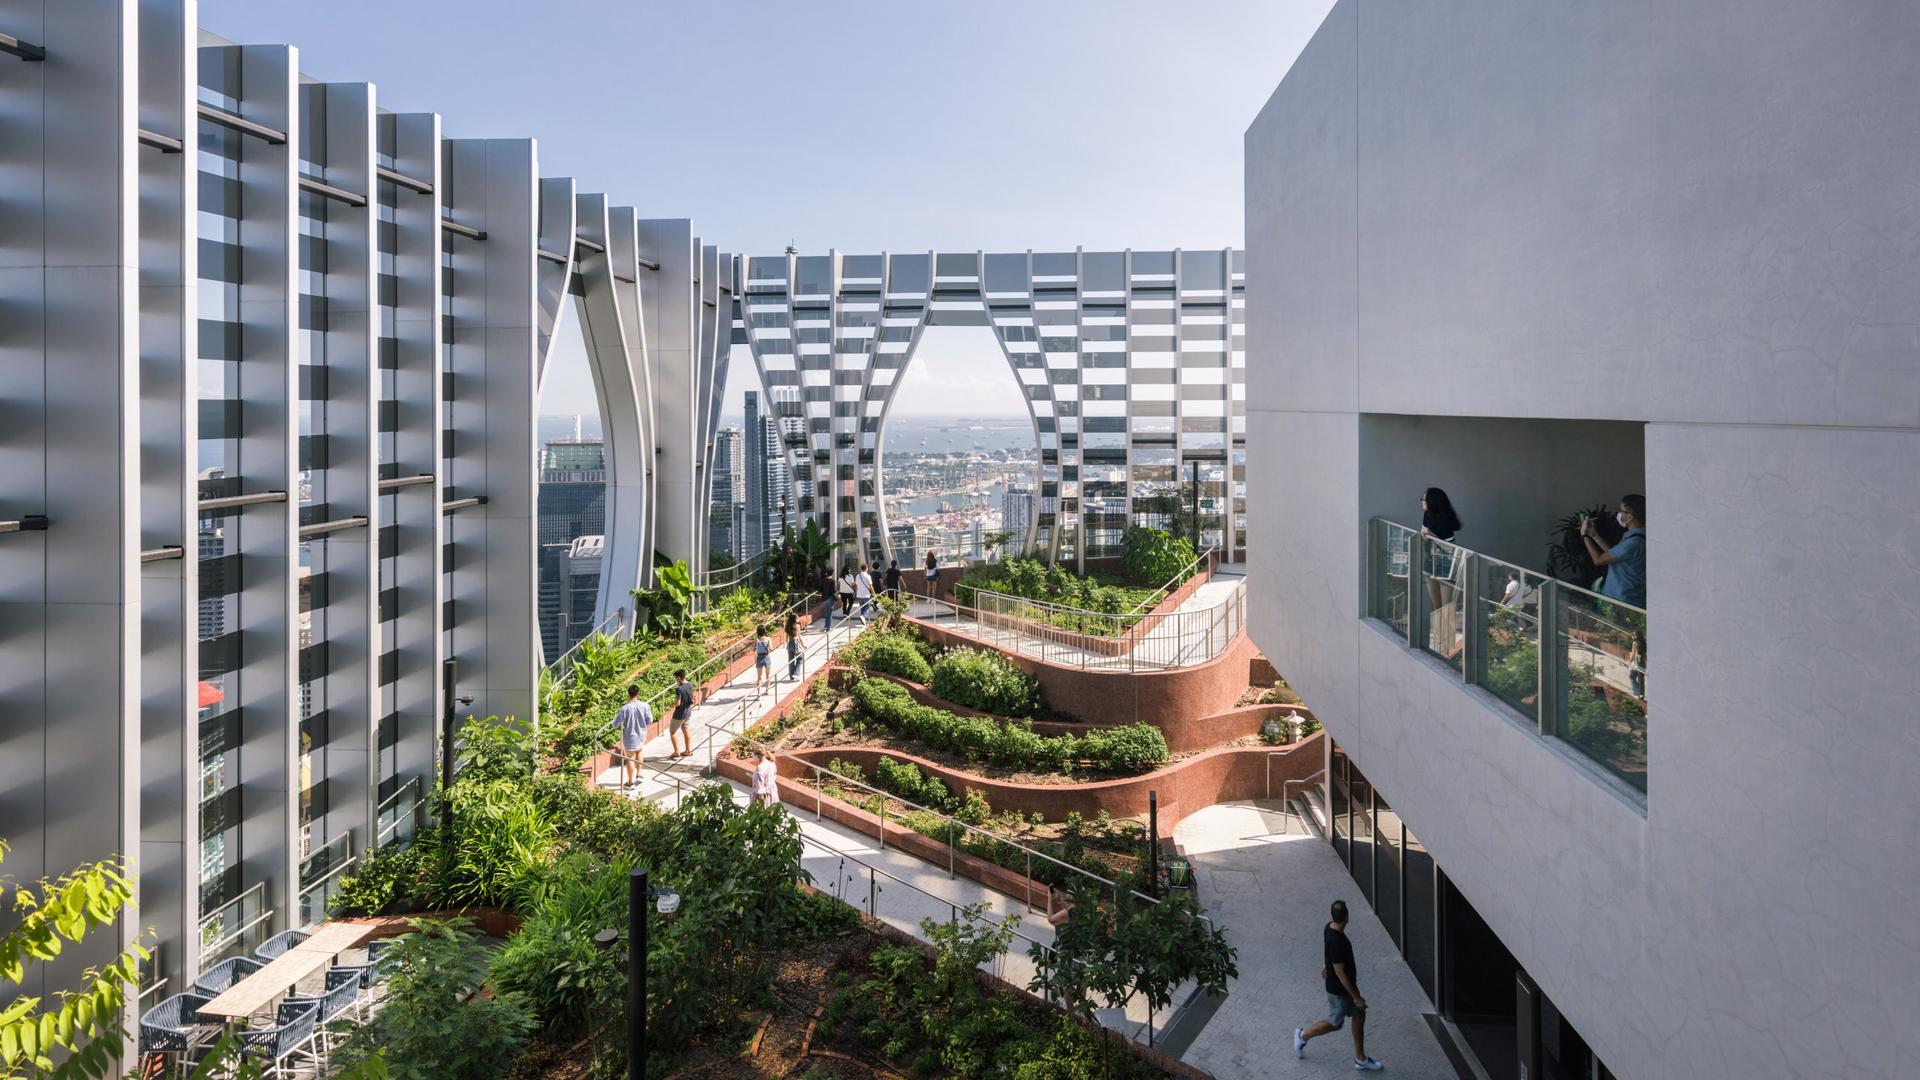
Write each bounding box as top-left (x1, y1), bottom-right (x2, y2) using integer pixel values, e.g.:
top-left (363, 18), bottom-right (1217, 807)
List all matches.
top-left (237, 1001), bottom-right (320, 1079)
top-left (332, 938), bottom-right (396, 1016)
top-left (191, 955), bottom-right (265, 997)
top-left (253, 928), bottom-right (309, 963)
top-left (285, 968), bottom-right (361, 1067)
top-left (138, 991), bottom-right (216, 1070)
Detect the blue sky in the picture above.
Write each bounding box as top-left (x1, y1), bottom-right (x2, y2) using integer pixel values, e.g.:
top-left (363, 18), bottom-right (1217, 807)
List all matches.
top-left (203, 0), bottom-right (1333, 416)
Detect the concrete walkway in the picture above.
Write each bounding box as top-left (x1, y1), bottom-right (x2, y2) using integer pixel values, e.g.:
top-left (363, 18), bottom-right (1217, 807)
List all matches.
top-left (1175, 802), bottom-right (1455, 1079)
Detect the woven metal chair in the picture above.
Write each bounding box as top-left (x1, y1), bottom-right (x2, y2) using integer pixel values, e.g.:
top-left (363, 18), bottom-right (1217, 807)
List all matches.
top-left (237, 1001), bottom-right (319, 1079)
top-left (191, 955), bottom-right (265, 997)
top-left (253, 928), bottom-right (310, 963)
top-left (137, 991), bottom-right (215, 1069)
top-left (284, 968), bottom-right (361, 1066)
top-left (333, 938), bottom-right (397, 1016)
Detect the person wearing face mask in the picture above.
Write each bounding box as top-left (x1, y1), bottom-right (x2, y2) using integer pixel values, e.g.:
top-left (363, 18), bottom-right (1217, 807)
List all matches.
top-left (1580, 494), bottom-right (1646, 608)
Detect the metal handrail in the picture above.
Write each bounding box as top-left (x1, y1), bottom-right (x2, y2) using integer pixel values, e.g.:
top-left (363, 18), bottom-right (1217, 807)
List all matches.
top-left (198, 881), bottom-right (271, 964)
top-left (1280, 769), bottom-right (1328, 834)
top-left (544, 606), bottom-right (630, 692)
top-left (376, 775), bottom-right (424, 846)
top-left (642, 592), bottom-right (821, 716)
top-left (912, 577), bottom-right (1246, 673)
top-left (1126, 545), bottom-right (1218, 617)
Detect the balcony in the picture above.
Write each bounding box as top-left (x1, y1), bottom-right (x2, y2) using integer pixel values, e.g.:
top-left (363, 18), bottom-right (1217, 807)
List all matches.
top-left (1366, 518), bottom-right (1647, 801)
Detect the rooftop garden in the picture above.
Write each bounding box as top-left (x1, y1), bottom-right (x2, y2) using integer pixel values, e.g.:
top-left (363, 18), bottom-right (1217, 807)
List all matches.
top-left (310, 717), bottom-right (1224, 1078)
top-left (951, 527), bottom-right (1200, 636)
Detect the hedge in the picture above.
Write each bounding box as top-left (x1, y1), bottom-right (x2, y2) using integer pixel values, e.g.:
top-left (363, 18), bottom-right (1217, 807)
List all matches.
top-left (850, 678), bottom-right (1167, 776)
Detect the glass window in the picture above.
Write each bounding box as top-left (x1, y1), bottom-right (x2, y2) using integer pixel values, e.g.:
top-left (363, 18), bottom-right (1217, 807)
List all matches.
top-left (1349, 768), bottom-right (1373, 902)
top-left (1375, 793), bottom-right (1403, 949)
top-left (1403, 822), bottom-right (1438, 1003)
top-left (1330, 744), bottom-right (1350, 868)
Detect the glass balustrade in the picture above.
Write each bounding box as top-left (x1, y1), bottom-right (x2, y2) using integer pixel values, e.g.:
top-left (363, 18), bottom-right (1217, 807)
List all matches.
top-left (1366, 517), bottom-right (1648, 800)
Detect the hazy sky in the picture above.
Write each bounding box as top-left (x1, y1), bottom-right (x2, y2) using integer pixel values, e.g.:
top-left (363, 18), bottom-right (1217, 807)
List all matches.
top-left (202, 0), bottom-right (1334, 417)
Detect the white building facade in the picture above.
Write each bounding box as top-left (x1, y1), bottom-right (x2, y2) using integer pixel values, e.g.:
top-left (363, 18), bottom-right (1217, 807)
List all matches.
top-left (1246, 3), bottom-right (1920, 1078)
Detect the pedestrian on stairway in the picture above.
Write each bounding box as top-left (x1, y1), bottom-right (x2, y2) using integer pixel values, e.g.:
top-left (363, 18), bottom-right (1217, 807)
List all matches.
top-left (884, 559), bottom-right (902, 603)
top-left (854, 562), bottom-right (876, 621)
top-left (750, 748), bottom-right (780, 809)
top-left (837, 563), bottom-right (856, 618)
top-left (1295, 900), bottom-right (1384, 1070)
top-left (669, 668), bottom-right (694, 758)
top-left (614, 684), bottom-right (652, 789)
top-left (785, 612), bottom-right (802, 680)
top-left (753, 624), bottom-right (773, 695)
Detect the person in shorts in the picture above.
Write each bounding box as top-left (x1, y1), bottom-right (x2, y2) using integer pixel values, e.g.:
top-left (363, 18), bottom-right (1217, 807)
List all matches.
top-left (669, 669), bottom-right (694, 758)
top-left (614, 684), bottom-right (652, 789)
top-left (923, 550), bottom-right (939, 597)
top-left (1294, 900), bottom-right (1383, 1070)
top-left (752, 624), bottom-right (772, 695)
top-left (884, 559), bottom-right (902, 602)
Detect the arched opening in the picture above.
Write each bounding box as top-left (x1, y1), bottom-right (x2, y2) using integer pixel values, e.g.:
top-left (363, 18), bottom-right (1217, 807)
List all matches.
top-left (706, 342), bottom-right (791, 576)
top-left (875, 323), bottom-right (1040, 572)
top-left (533, 292), bottom-right (607, 663)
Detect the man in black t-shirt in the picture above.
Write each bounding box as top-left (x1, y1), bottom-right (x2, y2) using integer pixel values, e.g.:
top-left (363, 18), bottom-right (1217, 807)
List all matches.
top-left (1294, 900), bottom-right (1383, 1070)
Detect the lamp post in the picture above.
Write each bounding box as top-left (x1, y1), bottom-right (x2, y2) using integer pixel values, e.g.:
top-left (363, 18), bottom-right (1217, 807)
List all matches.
top-left (439, 659), bottom-right (475, 839)
top-left (596, 866), bottom-right (679, 1080)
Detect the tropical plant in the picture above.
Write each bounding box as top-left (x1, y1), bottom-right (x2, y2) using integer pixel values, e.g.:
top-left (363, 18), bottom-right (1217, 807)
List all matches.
top-left (456, 715), bottom-right (534, 786)
top-left (432, 778), bottom-right (556, 911)
top-left (832, 905), bottom-right (1022, 1076)
top-left (1546, 502), bottom-right (1620, 588)
top-left (981, 529), bottom-right (1017, 560)
top-left (1120, 526), bottom-right (1196, 588)
top-left (488, 857), bottom-right (630, 1038)
top-left (327, 832), bottom-right (438, 918)
top-left (851, 679), bottom-right (1166, 775)
top-left (631, 559), bottom-right (700, 637)
top-left (930, 647), bottom-right (1041, 718)
top-left (333, 919), bottom-right (536, 1080)
top-left (788, 517), bottom-right (843, 591)
top-left (0, 841), bottom-right (146, 1079)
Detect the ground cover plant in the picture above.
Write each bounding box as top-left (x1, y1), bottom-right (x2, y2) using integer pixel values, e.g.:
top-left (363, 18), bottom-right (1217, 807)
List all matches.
top-left (812, 758), bottom-right (1152, 891)
top-left (850, 678), bottom-right (1168, 775)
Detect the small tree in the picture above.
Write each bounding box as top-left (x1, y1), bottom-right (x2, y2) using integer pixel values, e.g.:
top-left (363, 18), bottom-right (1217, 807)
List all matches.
top-left (0, 839), bottom-right (147, 1079)
top-left (631, 558), bottom-right (700, 637)
top-left (1028, 875), bottom-right (1237, 1029)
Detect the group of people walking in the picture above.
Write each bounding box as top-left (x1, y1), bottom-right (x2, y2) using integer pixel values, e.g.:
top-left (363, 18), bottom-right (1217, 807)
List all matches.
top-left (610, 668), bottom-right (696, 789)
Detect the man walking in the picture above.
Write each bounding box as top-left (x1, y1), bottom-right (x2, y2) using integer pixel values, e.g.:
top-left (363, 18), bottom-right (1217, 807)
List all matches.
top-left (1295, 900), bottom-right (1383, 1071)
top-left (669, 668), bottom-right (695, 758)
top-left (614, 684), bottom-right (652, 789)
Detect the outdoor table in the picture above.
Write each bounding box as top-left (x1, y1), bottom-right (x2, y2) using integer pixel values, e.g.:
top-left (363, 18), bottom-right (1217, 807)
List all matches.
top-left (198, 922), bottom-right (372, 1024)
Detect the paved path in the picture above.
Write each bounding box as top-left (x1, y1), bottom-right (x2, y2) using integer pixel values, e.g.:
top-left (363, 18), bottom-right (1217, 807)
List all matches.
top-left (1175, 802), bottom-right (1455, 1079)
top-left (907, 562), bottom-right (1247, 672)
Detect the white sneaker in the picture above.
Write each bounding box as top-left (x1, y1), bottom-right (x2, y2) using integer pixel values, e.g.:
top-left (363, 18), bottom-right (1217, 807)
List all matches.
top-left (1353, 1057), bottom-right (1383, 1071)
top-left (1294, 1028), bottom-right (1306, 1058)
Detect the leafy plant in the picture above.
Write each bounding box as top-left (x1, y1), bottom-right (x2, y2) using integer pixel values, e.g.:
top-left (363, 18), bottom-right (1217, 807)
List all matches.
top-left (457, 715), bottom-right (535, 786)
top-left (1121, 526), bottom-right (1196, 588)
top-left (432, 778), bottom-right (557, 911)
top-left (1029, 875), bottom-right (1237, 1028)
top-left (873, 755), bottom-right (955, 811)
top-left (850, 679), bottom-right (1166, 775)
top-left (930, 648), bottom-right (1041, 717)
top-left (1546, 503), bottom-right (1619, 588)
top-left (631, 559), bottom-right (701, 637)
top-left (0, 841), bottom-right (146, 1079)
top-left (488, 858), bottom-right (630, 1038)
top-left (327, 834), bottom-right (437, 918)
top-left (866, 634), bottom-right (934, 684)
top-left (334, 919), bottom-right (536, 1080)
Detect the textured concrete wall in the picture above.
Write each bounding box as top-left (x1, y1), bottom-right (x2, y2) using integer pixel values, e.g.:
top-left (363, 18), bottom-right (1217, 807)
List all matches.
top-left (1245, 3), bottom-right (1920, 1077)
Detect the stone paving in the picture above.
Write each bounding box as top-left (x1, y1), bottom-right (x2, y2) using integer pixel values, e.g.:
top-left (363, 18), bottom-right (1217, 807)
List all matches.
top-left (1175, 802), bottom-right (1456, 1079)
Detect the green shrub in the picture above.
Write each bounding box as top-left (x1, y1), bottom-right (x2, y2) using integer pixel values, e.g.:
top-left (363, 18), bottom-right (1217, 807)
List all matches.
top-left (488, 858), bottom-right (629, 1037)
top-left (930, 648), bottom-right (1040, 717)
top-left (851, 679), bottom-right (1166, 775)
top-left (866, 634), bottom-right (934, 683)
top-left (334, 919), bottom-right (536, 1080)
top-left (1121, 526), bottom-right (1196, 587)
top-left (327, 835), bottom-right (436, 917)
top-left (874, 755), bottom-right (954, 811)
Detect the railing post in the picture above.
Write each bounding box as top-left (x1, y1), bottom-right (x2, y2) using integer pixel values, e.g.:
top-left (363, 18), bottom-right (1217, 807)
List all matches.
top-left (1408, 531), bottom-right (1429, 650)
top-left (1537, 580), bottom-right (1564, 739)
top-left (1462, 552), bottom-right (1485, 686)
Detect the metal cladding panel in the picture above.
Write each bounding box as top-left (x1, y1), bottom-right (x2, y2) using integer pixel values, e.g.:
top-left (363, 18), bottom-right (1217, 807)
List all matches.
top-left (637, 218), bottom-right (699, 571)
top-left (443, 138), bottom-right (539, 728)
top-left (575, 194), bottom-right (647, 621)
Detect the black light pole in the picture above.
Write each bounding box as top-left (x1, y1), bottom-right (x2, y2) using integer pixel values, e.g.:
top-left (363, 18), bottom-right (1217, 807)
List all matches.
top-left (1188, 461), bottom-right (1201, 551)
top-left (440, 658), bottom-right (473, 839)
top-left (1147, 790), bottom-right (1160, 898)
top-left (628, 867), bottom-right (646, 1080)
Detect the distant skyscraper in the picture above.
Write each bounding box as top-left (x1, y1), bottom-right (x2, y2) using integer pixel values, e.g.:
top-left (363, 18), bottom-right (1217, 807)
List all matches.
top-left (1002, 485), bottom-right (1035, 538)
top-left (710, 427), bottom-right (743, 561)
top-left (537, 439), bottom-right (606, 661)
top-left (743, 391), bottom-right (793, 557)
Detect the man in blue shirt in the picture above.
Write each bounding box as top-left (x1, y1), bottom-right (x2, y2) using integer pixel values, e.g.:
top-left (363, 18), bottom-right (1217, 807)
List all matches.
top-left (1581, 494), bottom-right (1646, 608)
top-left (615, 684), bottom-right (653, 789)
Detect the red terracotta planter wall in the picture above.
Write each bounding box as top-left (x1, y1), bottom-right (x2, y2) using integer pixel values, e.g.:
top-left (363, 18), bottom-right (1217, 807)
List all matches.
top-left (764, 734), bottom-right (1325, 832)
top-left (913, 619), bottom-right (1260, 728)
